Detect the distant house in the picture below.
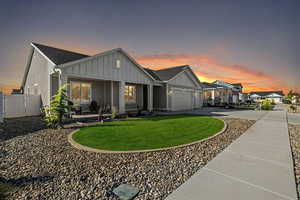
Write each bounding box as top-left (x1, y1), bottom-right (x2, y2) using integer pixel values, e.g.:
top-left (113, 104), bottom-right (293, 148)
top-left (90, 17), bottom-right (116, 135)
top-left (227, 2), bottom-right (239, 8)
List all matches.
top-left (249, 91), bottom-right (284, 103)
top-left (212, 80), bottom-right (242, 104)
top-left (21, 43), bottom-right (203, 113)
top-left (202, 82), bottom-right (228, 106)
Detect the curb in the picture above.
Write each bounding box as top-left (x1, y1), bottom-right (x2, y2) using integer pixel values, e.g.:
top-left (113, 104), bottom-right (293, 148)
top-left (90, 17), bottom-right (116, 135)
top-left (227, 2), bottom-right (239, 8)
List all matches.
top-left (68, 118), bottom-right (227, 154)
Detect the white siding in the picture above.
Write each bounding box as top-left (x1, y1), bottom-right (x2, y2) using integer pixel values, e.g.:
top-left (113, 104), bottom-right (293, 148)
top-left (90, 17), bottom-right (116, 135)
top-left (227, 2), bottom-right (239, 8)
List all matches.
top-left (24, 49), bottom-right (54, 106)
top-left (62, 51), bottom-right (153, 84)
top-left (168, 71), bottom-right (197, 88)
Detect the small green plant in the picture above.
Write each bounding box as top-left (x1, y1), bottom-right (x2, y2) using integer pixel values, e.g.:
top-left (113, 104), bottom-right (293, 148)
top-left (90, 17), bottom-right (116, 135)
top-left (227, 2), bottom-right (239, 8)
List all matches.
top-left (111, 106), bottom-right (117, 119)
top-left (44, 85), bottom-right (71, 128)
top-left (260, 99), bottom-right (274, 110)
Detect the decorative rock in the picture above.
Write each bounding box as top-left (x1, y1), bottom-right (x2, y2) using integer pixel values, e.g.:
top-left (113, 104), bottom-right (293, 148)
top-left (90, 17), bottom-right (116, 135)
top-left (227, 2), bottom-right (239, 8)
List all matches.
top-left (0, 117), bottom-right (254, 200)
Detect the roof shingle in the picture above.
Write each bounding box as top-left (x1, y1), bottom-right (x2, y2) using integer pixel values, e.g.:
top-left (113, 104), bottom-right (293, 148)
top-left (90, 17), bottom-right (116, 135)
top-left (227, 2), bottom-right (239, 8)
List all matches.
top-left (32, 43), bottom-right (89, 65)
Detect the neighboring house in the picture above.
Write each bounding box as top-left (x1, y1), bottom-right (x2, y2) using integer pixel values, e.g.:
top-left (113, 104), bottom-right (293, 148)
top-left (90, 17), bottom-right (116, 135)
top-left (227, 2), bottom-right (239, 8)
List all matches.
top-left (249, 91), bottom-right (284, 103)
top-left (21, 43), bottom-right (203, 114)
top-left (212, 80), bottom-right (240, 104)
top-left (202, 82), bottom-right (227, 106)
top-left (232, 83), bottom-right (245, 103)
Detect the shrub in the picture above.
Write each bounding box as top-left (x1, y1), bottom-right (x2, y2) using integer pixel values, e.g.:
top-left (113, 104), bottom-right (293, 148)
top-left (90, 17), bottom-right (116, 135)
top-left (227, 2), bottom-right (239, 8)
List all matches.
top-left (289, 105), bottom-right (297, 113)
top-left (111, 106), bottom-right (117, 119)
top-left (260, 99), bottom-right (274, 110)
top-left (89, 100), bottom-right (99, 113)
top-left (44, 85), bottom-right (71, 128)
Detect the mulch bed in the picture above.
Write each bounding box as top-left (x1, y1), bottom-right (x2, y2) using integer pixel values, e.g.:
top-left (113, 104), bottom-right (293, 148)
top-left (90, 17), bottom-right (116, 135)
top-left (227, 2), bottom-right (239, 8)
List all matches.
top-left (289, 124), bottom-right (300, 199)
top-left (0, 117), bottom-right (254, 200)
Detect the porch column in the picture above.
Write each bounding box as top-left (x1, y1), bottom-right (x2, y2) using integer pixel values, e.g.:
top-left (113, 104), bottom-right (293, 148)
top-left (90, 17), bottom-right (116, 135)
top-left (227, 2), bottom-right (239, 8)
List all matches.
top-left (111, 81), bottom-right (114, 107)
top-left (118, 81), bottom-right (125, 114)
top-left (166, 85), bottom-right (169, 111)
top-left (147, 84), bottom-right (153, 112)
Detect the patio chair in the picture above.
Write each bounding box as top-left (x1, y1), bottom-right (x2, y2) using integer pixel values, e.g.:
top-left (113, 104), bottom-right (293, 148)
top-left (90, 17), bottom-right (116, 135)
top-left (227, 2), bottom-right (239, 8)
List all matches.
top-left (98, 104), bottom-right (113, 123)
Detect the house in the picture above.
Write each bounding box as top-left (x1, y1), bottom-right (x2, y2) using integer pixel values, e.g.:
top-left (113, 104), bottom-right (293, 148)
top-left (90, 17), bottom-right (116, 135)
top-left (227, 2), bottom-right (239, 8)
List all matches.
top-left (232, 83), bottom-right (245, 103)
top-left (202, 82), bottom-right (228, 106)
top-left (249, 91), bottom-right (284, 103)
top-left (212, 80), bottom-right (240, 104)
top-left (21, 43), bottom-right (203, 114)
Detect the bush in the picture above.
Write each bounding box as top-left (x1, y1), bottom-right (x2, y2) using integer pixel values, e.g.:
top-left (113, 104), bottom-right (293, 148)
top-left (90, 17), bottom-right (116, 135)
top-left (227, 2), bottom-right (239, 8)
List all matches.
top-left (111, 106), bottom-right (117, 119)
top-left (44, 85), bottom-right (71, 128)
top-left (260, 99), bottom-right (274, 110)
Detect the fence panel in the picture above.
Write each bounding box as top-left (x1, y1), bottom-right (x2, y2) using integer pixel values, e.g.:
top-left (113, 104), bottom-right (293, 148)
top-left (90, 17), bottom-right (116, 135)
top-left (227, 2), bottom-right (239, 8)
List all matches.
top-left (0, 92), bottom-right (3, 122)
top-left (4, 94), bottom-right (41, 118)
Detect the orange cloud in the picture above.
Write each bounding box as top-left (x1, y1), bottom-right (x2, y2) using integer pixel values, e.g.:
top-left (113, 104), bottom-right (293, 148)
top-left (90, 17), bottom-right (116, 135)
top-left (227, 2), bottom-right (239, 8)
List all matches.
top-left (135, 53), bottom-right (289, 94)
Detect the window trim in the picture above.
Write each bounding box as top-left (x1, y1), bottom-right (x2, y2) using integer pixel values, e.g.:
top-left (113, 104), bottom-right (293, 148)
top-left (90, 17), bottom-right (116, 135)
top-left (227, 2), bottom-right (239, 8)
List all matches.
top-left (70, 81), bottom-right (92, 104)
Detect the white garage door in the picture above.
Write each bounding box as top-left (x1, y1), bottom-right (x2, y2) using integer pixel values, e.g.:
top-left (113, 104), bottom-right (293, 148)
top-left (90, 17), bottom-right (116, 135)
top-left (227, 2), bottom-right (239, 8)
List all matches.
top-left (171, 88), bottom-right (194, 111)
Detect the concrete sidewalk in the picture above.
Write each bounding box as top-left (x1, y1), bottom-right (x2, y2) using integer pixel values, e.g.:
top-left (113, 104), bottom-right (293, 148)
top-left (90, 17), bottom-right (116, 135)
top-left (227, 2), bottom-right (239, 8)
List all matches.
top-left (166, 105), bottom-right (298, 200)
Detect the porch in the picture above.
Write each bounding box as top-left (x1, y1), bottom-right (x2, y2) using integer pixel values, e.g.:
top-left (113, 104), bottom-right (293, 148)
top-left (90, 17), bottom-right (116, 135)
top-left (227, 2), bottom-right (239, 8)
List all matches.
top-left (51, 74), bottom-right (153, 114)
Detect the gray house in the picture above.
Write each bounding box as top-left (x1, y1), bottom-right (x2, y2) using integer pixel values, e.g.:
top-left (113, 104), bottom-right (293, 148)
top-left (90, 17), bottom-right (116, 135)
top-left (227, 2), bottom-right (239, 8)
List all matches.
top-left (21, 43), bottom-right (203, 114)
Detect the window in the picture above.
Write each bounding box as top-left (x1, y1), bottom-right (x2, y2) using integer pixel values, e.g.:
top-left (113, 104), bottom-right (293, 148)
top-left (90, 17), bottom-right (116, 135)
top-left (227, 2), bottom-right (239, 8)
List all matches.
top-left (71, 81), bottom-right (91, 104)
top-left (124, 85), bottom-right (136, 103)
top-left (116, 59), bottom-right (121, 68)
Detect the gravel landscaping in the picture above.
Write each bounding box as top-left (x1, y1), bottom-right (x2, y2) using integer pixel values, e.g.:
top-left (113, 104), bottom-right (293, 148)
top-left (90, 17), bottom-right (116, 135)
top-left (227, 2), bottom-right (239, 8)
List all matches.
top-left (0, 117), bottom-right (254, 200)
top-left (289, 124), bottom-right (300, 199)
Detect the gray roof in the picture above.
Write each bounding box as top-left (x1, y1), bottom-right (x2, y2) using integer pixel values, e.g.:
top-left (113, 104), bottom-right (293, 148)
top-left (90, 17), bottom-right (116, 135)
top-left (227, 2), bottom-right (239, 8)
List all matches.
top-left (143, 68), bottom-right (162, 81)
top-left (32, 43), bottom-right (90, 65)
top-left (153, 65), bottom-right (188, 81)
top-left (202, 82), bottom-right (227, 89)
top-left (249, 91), bottom-right (284, 97)
top-left (232, 83), bottom-right (243, 88)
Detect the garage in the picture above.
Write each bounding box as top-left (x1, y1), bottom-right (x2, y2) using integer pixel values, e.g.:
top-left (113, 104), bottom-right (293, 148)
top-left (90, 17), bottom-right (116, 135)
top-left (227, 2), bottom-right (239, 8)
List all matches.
top-left (171, 88), bottom-right (194, 111)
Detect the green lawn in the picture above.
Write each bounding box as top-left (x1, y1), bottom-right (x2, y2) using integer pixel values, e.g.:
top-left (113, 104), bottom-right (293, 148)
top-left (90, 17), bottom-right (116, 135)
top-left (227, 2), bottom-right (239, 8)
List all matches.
top-left (73, 115), bottom-right (224, 151)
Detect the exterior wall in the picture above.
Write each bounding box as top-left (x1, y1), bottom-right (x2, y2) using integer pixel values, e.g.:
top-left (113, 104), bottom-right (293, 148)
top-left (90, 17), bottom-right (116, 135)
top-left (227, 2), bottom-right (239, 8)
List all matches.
top-left (153, 86), bottom-right (167, 110)
top-left (3, 94), bottom-right (41, 118)
top-left (168, 71), bottom-right (197, 88)
top-left (61, 51), bottom-right (153, 85)
top-left (24, 49), bottom-right (54, 106)
top-left (135, 84), bottom-right (144, 109)
top-left (0, 92), bottom-right (3, 122)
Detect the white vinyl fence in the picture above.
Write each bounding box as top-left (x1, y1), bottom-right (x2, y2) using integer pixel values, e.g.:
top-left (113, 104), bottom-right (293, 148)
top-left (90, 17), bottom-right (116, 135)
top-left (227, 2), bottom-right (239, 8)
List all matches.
top-left (0, 92), bottom-right (3, 122)
top-left (2, 94), bottom-right (41, 119)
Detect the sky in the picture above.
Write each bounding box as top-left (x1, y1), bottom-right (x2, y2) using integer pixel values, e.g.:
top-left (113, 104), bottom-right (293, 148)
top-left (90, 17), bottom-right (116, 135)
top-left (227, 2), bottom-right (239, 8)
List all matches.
top-left (0, 0), bottom-right (299, 94)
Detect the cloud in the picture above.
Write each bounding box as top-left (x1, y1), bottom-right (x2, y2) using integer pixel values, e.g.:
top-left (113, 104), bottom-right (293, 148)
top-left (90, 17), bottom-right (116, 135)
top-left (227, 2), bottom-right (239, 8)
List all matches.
top-left (135, 53), bottom-right (289, 93)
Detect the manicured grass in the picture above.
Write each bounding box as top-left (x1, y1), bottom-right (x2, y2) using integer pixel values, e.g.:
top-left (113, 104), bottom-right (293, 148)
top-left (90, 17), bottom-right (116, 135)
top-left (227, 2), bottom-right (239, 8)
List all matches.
top-left (73, 115), bottom-right (224, 151)
top-left (234, 105), bottom-right (257, 110)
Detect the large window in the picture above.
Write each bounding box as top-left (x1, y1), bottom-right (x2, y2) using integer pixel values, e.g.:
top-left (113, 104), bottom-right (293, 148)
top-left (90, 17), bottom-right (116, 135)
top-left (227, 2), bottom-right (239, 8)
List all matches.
top-left (124, 85), bottom-right (136, 103)
top-left (71, 81), bottom-right (91, 104)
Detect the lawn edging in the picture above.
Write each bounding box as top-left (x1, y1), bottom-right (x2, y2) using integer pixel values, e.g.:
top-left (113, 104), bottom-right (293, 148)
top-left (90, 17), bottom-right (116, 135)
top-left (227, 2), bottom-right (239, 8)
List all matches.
top-left (67, 118), bottom-right (227, 154)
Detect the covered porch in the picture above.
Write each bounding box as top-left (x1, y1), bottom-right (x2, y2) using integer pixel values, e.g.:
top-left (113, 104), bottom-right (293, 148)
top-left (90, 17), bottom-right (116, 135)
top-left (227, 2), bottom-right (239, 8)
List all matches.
top-left (50, 74), bottom-right (153, 114)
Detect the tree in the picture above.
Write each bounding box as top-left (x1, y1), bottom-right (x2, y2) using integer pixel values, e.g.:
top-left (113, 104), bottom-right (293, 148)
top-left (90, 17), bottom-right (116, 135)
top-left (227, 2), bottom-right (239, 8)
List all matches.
top-left (44, 85), bottom-right (70, 128)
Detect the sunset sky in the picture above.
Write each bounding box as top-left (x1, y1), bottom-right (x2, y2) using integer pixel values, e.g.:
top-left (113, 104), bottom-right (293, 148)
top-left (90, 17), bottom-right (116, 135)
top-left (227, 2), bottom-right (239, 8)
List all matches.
top-left (0, 0), bottom-right (299, 94)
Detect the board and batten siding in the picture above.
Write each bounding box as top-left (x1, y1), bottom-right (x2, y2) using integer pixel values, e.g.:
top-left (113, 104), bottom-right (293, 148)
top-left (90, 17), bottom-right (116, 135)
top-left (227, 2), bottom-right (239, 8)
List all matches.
top-left (24, 49), bottom-right (55, 106)
top-left (61, 51), bottom-right (153, 85)
top-left (168, 70), bottom-right (200, 89)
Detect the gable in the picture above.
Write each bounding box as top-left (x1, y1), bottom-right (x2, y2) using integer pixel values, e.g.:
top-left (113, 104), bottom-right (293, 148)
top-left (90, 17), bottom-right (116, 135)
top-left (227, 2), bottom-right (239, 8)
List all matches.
top-left (61, 50), bottom-right (153, 84)
top-left (168, 70), bottom-right (199, 88)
